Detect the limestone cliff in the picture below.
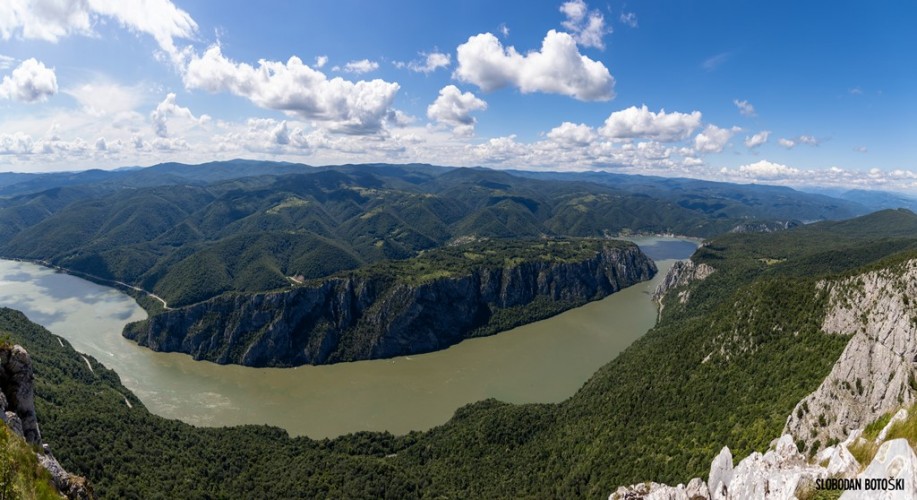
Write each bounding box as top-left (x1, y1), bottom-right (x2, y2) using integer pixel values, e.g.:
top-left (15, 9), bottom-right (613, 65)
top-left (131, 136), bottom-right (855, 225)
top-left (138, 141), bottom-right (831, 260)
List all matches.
top-left (728, 220), bottom-right (801, 234)
top-left (610, 258), bottom-right (917, 500)
top-left (124, 242), bottom-right (656, 367)
top-left (0, 344), bottom-right (93, 499)
top-left (784, 260), bottom-right (917, 451)
top-left (612, 429), bottom-right (917, 500)
top-left (651, 259), bottom-right (714, 314)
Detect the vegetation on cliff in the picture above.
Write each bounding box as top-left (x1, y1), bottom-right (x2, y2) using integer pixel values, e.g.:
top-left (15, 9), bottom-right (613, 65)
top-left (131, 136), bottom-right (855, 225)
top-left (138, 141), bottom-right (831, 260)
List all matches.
top-left (0, 425), bottom-right (61, 500)
top-left (122, 238), bottom-right (655, 366)
top-left (2, 209), bottom-right (915, 497)
top-left (0, 162), bottom-right (862, 309)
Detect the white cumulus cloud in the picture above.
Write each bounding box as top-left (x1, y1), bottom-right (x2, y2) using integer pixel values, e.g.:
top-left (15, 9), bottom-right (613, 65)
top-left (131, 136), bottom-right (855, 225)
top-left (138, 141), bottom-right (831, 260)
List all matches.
top-left (0, 131), bottom-right (34, 154)
top-left (600, 105), bottom-right (702, 142)
top-left (0, 0), bottom-right (197, 64)
top-left (694, 125), bottom-right (739, 153)
top-left (454, 30), bottom-right (615, 101)
top-left (560, 0), bottom-right (610, 49)
top-left (183, 45), bottom-right (400, 135)
top-left (150, 92), bottom-right (209, 138)
top-left (342, 59), bottom-right (379, 74)
top-left (427, 85), bottom-right (487, 137)
top-left (736, 160), bottom-right (800, 179)
top-left (546, 122), bottom-right (596, 147)
top-left (744, 130), bottom-right (770, 148)
top-left (0, 58), bottom-right (57, 102)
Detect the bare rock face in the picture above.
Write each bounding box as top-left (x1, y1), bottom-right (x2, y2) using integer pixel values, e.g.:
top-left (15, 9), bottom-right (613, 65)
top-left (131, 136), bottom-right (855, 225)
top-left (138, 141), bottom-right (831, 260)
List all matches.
top-left (611, 478), bottom-right (710, 500)
top-left (0, 344), bottom-right (93, 499)
top-left (724, 435), bottom-right (827, 500)
top-left (707, 446), bottom-right (733, 499)
top-left (609, 427), bottom-right (917, 499)
top-left (827, 444), bottom-right (861, 478)
top-left (610, 481), bottom-right (689, 500)
top-left (612, 435), bottom-right (836, 500)
top-left (840, 439), bottom-right (917, 500)
top-left (2, 411), bottom-right (23, 437)
top-left (126, 243), bottom-right (657, 367)
top-left (784, 261), bottom-right (917, 452)
top-left (0, 344), bottom-right (40, 444)
top-left (685, 478), bottom-right (710, 500)
top-left (728, 220), bottom-right (801, 234)
top-left (652, 260), bottom-right (714, 313)
top-left (38, 444), bottom-right (94, 500)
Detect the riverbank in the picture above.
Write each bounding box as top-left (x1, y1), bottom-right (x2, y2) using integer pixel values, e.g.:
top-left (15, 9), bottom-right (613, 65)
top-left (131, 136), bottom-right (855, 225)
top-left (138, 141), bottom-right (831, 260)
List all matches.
top-left (0, 252), bottom-right (683, 437)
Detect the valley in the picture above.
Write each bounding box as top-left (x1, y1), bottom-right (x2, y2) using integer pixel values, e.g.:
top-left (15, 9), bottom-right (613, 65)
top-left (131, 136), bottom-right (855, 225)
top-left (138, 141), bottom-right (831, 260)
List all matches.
top-left (0, 237), bottom-right (692, 438)
top-left (2, 204), bottom-right (916, 497)
top-left (1, 1), bottom-right (912, 497)
top-left (3, 161), bottom-right (916, 499)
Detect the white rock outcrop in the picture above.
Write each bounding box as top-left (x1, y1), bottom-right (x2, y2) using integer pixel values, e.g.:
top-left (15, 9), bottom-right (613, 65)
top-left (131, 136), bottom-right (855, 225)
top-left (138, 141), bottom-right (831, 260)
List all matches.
top-left (840, 439), bottom-right (917, 500)
top-left (721, 435), bottom-right (827, 500)
top-left (610, 479), bottom-right (710, 500)
top-left (707, 446), bottom-right (732, 499)
top-left (784, 261), bottom-right (917, 452)
top-left (614, 435), bottom-right (831, 500)
top-left (652, 260), bottom-right (715, 313)
top-left (826, 444), bottom-right (861, 478)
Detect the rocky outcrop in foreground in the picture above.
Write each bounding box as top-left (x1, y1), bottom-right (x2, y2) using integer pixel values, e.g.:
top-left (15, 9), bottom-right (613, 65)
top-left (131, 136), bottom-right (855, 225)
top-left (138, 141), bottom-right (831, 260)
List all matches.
top-left (612, 259), bottom-right (917, 500)
top-left (612, 427), bottom-right (917, 500)
top-left (0, 344), bottom-right (93, 499)
top-left (125, 243), bottom-right (656, 367)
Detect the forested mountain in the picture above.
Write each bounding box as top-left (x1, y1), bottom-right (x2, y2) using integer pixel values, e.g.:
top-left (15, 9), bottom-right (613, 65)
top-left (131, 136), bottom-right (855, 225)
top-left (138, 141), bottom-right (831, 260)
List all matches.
top-left (3, 209), bottom-right (916, 498)
top-left (0, 161), bottom-right (867, 309)
top-left (122, 239), bottom-right (656, 366)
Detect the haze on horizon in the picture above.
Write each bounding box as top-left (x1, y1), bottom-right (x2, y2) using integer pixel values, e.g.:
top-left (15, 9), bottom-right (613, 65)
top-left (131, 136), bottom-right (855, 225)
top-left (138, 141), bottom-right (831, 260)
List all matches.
top-left (0, 0), bottom-right (914, 192)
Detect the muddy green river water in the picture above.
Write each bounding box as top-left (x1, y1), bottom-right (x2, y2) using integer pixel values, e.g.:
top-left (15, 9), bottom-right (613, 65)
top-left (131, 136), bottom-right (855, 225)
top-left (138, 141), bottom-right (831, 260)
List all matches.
top-left (0, 237), bottom-right (696, 438)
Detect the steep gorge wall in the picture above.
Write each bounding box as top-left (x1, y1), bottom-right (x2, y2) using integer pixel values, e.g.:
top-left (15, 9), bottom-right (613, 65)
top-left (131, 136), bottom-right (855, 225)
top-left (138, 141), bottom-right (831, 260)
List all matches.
top-left (784, 260), bottom-right (917, 450)
top-left (0, 344), bottom-right (92, 499)
top-left (124, 244), bottom-right (656, 367)
top-left (610, 258), bottom-right (917, 499)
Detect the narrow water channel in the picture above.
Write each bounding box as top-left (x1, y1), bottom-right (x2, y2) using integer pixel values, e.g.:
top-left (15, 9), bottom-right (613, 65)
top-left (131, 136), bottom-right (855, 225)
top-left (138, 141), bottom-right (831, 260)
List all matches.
top-left (0, 237), bottom-right (696, 438)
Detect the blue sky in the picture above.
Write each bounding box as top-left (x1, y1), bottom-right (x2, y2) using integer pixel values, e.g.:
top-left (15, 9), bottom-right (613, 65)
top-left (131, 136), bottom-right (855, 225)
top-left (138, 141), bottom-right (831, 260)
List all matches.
top-left (0, 0), bottom-right (914, 191)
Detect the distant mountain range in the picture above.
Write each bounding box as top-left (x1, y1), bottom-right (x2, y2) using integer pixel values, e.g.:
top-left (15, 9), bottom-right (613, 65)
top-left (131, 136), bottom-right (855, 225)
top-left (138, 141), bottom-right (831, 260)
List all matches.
top-left (803, 186), bottom-right (917, 213)
top-left (0, 160), bottom-right (871, 309)
top-left (5, 208), bottom-right (917, 497)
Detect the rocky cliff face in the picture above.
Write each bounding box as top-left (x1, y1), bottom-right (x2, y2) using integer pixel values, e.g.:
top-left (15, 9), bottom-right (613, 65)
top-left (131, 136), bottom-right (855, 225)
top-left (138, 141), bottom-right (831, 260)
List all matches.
top-left (728, 220), bottom-right (801, 234)
top-left (0, 344), bottom-right (93, 499)
top-left (124, 243), bottom-right (656, 367)
top-left (651, 260), bottom-right (714, 314)
top-left (784, 260), bottom-right (917, 451)
top-left (611, 258), bottom-right (917, 500)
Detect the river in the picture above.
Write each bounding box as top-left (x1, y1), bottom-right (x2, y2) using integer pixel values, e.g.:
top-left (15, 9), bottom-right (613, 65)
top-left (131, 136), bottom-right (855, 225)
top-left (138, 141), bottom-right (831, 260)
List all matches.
top-left (0, 237), bottom-right (697, 438)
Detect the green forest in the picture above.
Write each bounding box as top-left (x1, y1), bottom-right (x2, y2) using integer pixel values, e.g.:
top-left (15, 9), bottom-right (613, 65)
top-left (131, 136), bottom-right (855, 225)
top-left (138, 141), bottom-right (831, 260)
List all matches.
top-left (0, 162), bottom-right (863, 309)
top-left (3, 208), bottom-right (916, 498)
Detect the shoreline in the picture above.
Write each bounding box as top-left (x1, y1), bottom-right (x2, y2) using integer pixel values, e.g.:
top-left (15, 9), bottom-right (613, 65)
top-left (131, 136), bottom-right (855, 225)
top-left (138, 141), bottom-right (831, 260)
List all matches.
top-left (0, 256), bottom-right (167, 315)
